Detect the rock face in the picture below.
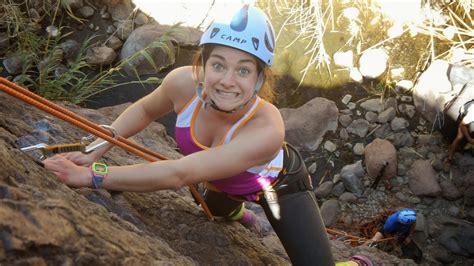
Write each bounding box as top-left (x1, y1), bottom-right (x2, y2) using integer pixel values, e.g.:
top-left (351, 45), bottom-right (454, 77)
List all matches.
top-left (0, 91), bottom-right (411, 265)
top-left (0, 93), bottom-right (286, 265)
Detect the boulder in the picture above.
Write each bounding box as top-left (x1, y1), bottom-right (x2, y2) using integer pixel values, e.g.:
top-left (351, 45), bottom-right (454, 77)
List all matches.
top-left (364, 139), bottom-right (397, 180)
top-left (280, 97), bottom-right (338, 151)
top-left (120, 23), bottom-right (202, 77)
top-left (407, 160), bottom-right (441, 197)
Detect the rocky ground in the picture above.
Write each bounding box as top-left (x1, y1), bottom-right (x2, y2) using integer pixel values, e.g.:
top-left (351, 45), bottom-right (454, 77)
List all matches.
top-left (287, 93), bottom-right (474, 265)
top-left (248, 71), bottom-right (474, 265)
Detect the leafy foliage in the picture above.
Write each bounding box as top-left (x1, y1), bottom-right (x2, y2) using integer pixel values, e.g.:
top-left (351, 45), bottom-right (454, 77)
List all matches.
top-left (1, 0), bottom-right (177, 104)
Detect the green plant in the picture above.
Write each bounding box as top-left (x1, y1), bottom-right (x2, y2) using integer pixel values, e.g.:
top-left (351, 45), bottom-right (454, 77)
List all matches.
top-left (1, 1), bottom-right (40, 52)
top-left (59, 0), bottom-right (86, 24)
top-left (18, 30), bottom-right (176, 104)
top-left (2, 0), bottom-right (179, 104)
top-left (16, 34), bottom-right (107, 103)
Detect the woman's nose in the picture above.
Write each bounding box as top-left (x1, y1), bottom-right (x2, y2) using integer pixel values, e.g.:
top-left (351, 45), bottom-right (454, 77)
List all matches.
top-left (219, 70), bottom-right (236, 87)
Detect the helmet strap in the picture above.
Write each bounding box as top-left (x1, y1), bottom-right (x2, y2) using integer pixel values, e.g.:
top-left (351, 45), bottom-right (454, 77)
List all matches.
top-left (197, 72), bottom-right (264, 114)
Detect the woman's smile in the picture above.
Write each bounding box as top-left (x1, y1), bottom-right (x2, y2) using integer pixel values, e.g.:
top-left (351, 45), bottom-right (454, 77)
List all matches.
top-left (216, 88), bottom-right (240, 98)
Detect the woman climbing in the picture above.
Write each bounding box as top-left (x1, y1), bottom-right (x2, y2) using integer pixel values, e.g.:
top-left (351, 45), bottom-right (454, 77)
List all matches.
top-left (44, 5), bottom-right (371, 265)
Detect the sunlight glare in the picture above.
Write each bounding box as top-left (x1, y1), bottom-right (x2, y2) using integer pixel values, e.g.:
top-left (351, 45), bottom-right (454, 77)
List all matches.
top-left (375, 0), bottom-right (423, 25)
top-left (132, 0), bottom-right (255, 29)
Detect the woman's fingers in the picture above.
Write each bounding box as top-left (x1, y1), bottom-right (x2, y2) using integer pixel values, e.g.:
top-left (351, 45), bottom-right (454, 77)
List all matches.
top-left (43, 155), bottom-right (68, 171)
top-left (62, 152), bottom-right (93, 166)
top-left (43, 155), bottom-right (75, 177)
top-left (43, 155), bottom-right (89, 187)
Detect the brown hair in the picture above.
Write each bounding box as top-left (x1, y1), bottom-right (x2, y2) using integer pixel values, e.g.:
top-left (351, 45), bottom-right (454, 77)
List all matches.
top-left (192, 45), bottom-right (275, 103)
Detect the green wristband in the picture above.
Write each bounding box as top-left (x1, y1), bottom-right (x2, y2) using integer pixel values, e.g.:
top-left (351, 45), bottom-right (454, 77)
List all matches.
top-left (90, 162), bottom-right (108, 189)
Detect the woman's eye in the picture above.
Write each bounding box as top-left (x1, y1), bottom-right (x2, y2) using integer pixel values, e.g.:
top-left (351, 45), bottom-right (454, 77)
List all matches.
top-left (238, 68), bottom-right (250, 76)
top-left (212, 63), bottom-right (224, 71)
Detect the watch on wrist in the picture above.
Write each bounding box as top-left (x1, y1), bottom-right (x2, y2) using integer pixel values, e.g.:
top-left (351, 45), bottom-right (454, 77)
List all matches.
top-left (90, 162), bottom-right (108, 189)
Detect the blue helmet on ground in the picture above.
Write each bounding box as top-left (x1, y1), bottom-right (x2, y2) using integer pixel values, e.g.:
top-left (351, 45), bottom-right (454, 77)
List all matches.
top-left (397, 209), bottom-right (416, 224)
top-left (199, 4), bottom-right (276, 66)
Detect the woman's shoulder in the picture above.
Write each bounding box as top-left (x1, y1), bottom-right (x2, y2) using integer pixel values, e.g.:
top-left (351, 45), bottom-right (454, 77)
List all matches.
top-left (162, 66), bottom-right (198, 108)
top-left (257, 100), bottom-right (283, 124)
top-left (163, 66), bottom-right (196, 89)
top-left (244, 100), bottom-right (284, 141)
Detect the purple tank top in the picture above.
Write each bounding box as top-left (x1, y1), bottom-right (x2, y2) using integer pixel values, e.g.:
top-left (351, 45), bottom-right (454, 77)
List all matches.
top-left (175, 94), bottom-right (284, 199)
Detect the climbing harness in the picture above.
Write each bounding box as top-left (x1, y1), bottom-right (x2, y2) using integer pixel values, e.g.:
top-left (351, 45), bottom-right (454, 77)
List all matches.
top-left (197, 142), bottom-right (312, 221)
top-left (0, 77), bottom-right (214, 220)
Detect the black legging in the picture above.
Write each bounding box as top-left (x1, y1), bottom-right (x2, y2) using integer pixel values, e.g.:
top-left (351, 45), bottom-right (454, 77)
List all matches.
top-left (259, 190), bottom-right (334, 266)
top-left (259, 143), bottom-right (333, 265)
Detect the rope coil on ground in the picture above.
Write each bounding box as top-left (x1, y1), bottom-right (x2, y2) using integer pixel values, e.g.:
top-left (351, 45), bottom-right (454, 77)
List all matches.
top-left (327, 210), bottom-right (396, 246)
top-left (0, 77), bottom-right (214, 220)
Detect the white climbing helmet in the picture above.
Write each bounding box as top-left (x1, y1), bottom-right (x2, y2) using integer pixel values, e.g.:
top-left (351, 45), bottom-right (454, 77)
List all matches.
top-left (199, 4), bottom-right (275, 66)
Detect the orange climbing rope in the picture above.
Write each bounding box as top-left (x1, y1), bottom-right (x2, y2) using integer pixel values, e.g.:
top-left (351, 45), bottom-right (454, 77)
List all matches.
top-left (326, 227), bottom-right (395, 246)
top-left (355, 210), bottom-right (393, 239)
top-left (0, 77), bottom-right (214, 220)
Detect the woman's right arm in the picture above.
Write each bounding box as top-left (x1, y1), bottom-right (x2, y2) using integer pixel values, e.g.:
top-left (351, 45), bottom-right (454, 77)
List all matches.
top-left (65, 66), bottom-right (195, 165)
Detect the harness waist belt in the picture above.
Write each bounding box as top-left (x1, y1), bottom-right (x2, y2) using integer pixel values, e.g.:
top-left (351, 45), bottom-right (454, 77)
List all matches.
top-left (272, 142), bottom-right (313, 197)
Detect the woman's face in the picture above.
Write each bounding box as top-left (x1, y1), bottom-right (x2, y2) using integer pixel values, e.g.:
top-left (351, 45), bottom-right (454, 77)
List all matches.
top-left (203, 45), bottom-right (259, 112)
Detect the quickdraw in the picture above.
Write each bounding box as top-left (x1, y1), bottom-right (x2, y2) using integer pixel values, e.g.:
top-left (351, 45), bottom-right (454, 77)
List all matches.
top-left (0, 77), bottom-right (214, 221)
top-left (21, 142), bottom-right (87, 157)
top-left (21, 125), bottom-right (118, 159)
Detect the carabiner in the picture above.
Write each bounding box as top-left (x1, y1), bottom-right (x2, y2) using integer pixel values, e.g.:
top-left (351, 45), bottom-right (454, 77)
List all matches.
top-left (263, 186), bottom-right (280, 220)
top-left (81, 125), bottom-right (118, 154)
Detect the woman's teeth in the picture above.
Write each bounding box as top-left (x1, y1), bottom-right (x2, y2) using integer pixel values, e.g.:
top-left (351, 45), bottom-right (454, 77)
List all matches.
top-left (217, 89), bottom-right (239, 97)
